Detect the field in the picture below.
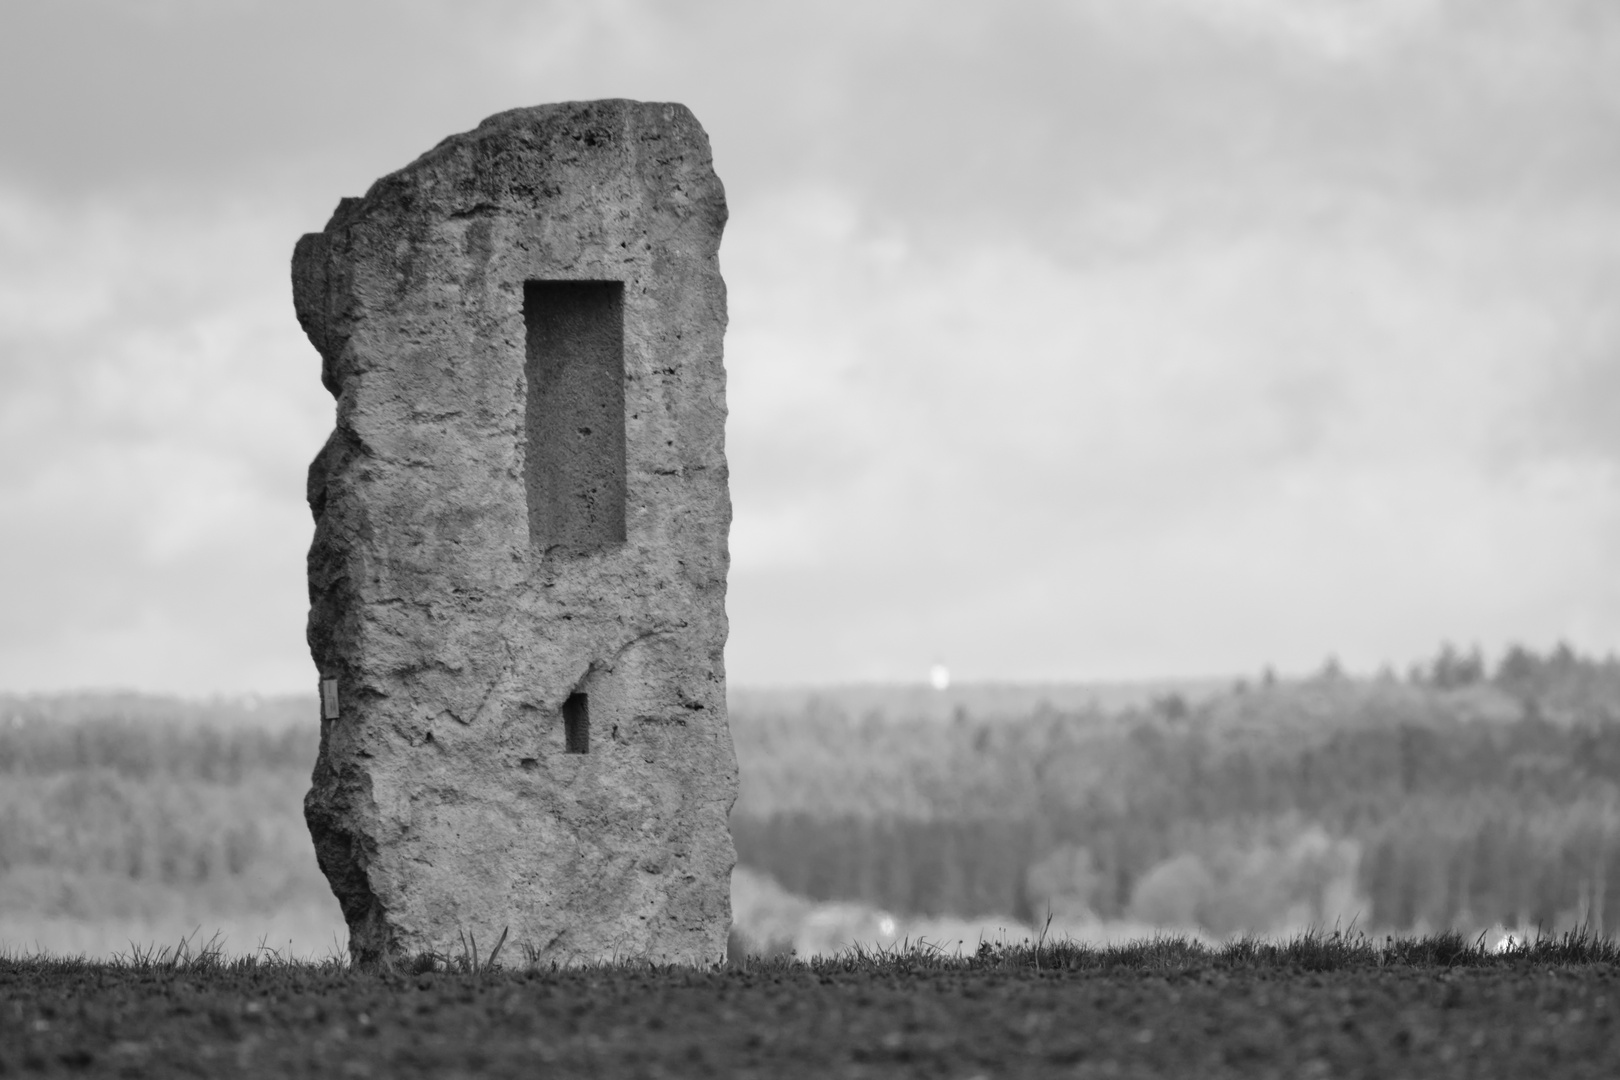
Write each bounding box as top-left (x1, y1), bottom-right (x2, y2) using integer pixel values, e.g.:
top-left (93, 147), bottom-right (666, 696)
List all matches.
top-left (3, 645), bottom-right (1620, 1074)
top-left (4, 933), bottom-right (1618, 1078)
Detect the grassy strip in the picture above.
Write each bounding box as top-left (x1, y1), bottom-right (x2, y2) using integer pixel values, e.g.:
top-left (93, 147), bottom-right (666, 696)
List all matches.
top-left (794, 926), bottom-right (1620, 976)
top-left (4, 927), bottom-right (1618, 981)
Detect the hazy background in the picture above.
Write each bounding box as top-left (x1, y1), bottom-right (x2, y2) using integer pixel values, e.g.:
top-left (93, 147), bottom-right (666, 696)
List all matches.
top-left (2, 0), bottom-right (1617, 694)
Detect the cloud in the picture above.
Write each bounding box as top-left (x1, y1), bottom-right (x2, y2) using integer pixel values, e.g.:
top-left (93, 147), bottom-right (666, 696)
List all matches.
top-left (1158, 0), bottom-right (1447, 59)
top-left (0, 188), bottom-right (326, 691)
top-left (720, 177), bottom-right (1620, 681)
top-left (0, 0), bottom-right (1617, 690)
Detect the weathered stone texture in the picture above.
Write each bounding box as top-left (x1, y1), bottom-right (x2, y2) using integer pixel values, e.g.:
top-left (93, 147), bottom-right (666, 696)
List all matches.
top-left (291, 100), bottom-right (736, 966)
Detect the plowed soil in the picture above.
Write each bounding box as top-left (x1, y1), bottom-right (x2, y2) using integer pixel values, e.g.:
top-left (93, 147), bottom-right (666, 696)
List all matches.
top-left (4, 942), bottom-right (1618, 1078)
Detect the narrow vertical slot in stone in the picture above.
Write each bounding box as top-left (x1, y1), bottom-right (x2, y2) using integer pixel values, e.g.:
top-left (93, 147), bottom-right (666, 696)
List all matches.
top-left (524, 281), bottom-right (627, 554)
top-left (563, 692), bottom-right (590, 753)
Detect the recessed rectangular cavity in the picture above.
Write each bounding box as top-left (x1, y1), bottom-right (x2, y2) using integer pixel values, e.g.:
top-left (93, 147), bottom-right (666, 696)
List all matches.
top-left (524, 281), bottom-right (626, 553)
top-left (563, 692), bottom-right (590, 754)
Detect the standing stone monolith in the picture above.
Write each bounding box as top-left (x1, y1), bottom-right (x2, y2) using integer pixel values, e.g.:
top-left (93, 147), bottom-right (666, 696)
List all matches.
top-left (291, 100), bottom-right (737, 967)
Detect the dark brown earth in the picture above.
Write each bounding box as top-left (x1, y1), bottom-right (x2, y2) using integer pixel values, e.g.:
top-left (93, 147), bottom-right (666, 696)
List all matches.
top-left (3, 940), bottom-right (1618, 1078)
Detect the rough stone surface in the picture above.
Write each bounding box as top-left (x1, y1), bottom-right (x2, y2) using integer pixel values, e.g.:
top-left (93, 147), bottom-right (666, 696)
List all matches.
top-left (291, 100), bottom-right (736, 967)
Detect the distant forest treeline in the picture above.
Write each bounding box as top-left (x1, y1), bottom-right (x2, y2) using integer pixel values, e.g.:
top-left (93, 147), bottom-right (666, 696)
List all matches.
top-left (731, 644), bottom-right (1620, 936)
top-left (3, 644), bottom-right (1618, 938)
top-left (0, 703), bottom-right (325, 924)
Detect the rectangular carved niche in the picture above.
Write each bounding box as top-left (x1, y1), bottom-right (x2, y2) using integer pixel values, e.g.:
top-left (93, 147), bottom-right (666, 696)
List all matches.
top-left (524, 280), bottom-right (627, 553)
top-left (563, 692), bottom-right (590, 753)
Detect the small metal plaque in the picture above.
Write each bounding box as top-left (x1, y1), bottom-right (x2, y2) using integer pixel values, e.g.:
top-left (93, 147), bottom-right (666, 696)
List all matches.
top-left (320, 678), bottom-right (340, 720)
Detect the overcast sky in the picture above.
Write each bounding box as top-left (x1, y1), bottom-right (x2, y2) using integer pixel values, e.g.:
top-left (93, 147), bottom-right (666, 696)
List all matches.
top-left (1, 0), bottom-right (1617, 693)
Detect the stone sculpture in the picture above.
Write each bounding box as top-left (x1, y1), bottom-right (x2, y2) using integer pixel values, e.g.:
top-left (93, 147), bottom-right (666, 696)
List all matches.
top-left (290, 100), bottom-right (737, 967)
